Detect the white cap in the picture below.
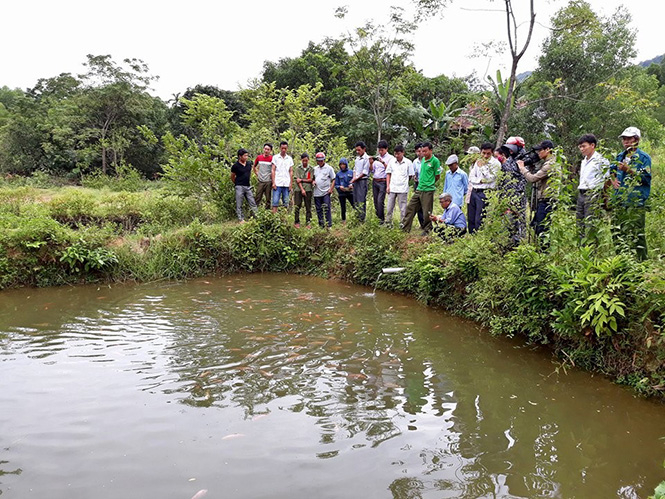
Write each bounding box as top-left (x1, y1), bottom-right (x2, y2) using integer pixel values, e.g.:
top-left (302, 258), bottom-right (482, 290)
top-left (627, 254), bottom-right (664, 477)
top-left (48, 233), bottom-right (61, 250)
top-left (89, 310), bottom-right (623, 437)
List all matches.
top-left (619, 127), bottom-right (641, 139)
top-left (466, 146), bottom-right (480, 154)
top-left (445, 154), bottom-right (459, 165)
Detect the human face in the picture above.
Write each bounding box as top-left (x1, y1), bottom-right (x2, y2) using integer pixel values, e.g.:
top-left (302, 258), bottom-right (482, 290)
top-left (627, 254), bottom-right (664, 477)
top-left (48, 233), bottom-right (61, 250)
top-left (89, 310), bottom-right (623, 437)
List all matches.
top-left (440, 198), bottom-right (451, 210)
top-left (494, 150), bottom-right (505, 163)
top-left (621, 136), bottom-right (639, 151)
top-left (339, 162), bottom-right (347, 170)
top-left (280, 144), bottom-right (288, 156)
top-left (316, 159), bottom-right (325, 167)
top-left (415, 147), bottom-right (422, 159)
top-left (481, 148), bottom-right (493, 160)
top-left (355, 146), bottom-right (365, 157)
top-left (448, 162), bottom-right (458, 172)
top-left (578, 142), bottom-right (595, 159)
top-left (537, 148), bottom-right (550, 160)
top-left (378, 147), bottom-right (388, 157)
top-left (395, 150), bottom-right (404, 161)
top-left (302, 157), bottom-right (309, 167)
top-left (263, 145), bottom-right (272, 155)
top-left (422, 147), bottom-right (433, 159)
top-left (240, 153), bottom-right (249, 163)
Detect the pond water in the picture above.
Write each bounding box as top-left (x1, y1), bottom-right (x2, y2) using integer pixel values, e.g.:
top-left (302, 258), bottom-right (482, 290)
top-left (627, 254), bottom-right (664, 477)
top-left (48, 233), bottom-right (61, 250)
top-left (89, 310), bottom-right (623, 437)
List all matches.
top-left (1, 274), bottom-right (664, 498)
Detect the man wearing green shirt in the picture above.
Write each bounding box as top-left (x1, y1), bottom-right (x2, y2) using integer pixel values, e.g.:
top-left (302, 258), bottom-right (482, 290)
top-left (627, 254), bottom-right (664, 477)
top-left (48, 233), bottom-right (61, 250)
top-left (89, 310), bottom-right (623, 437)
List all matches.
top-left (402, 142), bottom-right (441, 233)
top-left (293, 153), bottom-right (314, 228)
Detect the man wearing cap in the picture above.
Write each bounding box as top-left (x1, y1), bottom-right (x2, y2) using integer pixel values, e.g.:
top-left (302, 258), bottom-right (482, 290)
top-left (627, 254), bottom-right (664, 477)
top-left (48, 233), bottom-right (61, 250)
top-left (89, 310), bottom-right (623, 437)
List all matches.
top-left (610, 126), bottom-right (652, 260)
top-left (350, 141), bottom-right (370, 222)
top-left (577, 134), bottom-right (609, 244)
top-left (429, 192), bottom-right (467, 241)
top-left (371, 140), bottom-right (394, 224)
top-left (402, 142), bottom-right (441, 234)
top-left (468, 142), bottom-right (501, 233)
top-left (293, 153), bottom-right (314, 228)
top-left (386, 145), bottom-right (414, 227)
top-left (312, 152), bottom-right (336, 228)
top-left (253, 143), bottom-right (274, 210)
top-left (517, 140), bottom-right (557, 241)
top-left (442, 154), bottom-right (468, 207)
top-left (335, 157), bottom-right (355, 224)
top-left (271, 141), bottom-right (294, 213)
top-left (231, 148), bottom-right (259, 222)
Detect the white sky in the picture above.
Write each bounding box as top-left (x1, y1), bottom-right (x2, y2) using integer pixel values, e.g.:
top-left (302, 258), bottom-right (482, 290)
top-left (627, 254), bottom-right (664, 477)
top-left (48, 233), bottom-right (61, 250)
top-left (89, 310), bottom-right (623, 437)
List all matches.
top-left (1, 0), bottom-right (660, 100)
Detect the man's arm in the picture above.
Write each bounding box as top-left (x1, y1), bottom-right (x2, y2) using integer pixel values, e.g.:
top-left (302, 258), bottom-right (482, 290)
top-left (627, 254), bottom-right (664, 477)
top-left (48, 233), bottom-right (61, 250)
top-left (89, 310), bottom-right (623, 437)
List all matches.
top-left (271, 163), bottom-right (276, 189)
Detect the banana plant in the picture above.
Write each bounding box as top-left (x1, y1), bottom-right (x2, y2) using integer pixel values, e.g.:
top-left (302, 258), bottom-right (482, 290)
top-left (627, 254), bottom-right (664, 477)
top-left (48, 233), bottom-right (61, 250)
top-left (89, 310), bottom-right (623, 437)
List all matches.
top-left (423, 98), bottom-right (464, 143)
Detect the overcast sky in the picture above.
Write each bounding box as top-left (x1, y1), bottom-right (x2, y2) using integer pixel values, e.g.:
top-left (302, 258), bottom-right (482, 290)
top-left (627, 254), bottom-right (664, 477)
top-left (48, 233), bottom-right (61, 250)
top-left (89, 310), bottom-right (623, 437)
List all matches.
top-left (1, 0), bottom-right (660, 100)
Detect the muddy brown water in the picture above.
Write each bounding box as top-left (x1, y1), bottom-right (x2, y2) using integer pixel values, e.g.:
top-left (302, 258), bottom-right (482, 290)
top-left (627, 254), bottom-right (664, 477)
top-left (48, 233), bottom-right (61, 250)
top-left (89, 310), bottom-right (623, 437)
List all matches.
top-left (1, 274), bottom-right (664, 498)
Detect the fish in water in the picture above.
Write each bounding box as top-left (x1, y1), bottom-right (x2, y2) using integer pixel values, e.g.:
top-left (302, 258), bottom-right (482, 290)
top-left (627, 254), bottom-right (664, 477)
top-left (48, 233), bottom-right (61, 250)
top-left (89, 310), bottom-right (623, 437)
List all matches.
top-left (191, 490), bottom-right (208, 499)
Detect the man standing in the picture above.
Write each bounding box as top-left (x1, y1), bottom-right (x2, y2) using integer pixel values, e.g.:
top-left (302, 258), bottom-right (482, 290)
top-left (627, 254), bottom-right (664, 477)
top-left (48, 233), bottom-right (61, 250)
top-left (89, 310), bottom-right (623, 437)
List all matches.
top-left (253, 143), bottom-right (273, 210)
top-left (293, 152), bottom-right (314, 228)
top-left (412, 143), bottom-right (424, 226)
top-left (386, 145), bottom-right (414, 227)
top-left (271, 141), bottom-right (294, 213)
top-left (313, 152), bottom-right (336, 228)
top-left (402, 142), bottom-right (441, 234)
top-left (576, 134), bottom-right (609, 244)
top-left (371, 139), bottom-right (393, 224)
top-left (498, 142), bottom-right (527, 246)
top-left (610, 126), bottom-right (652, 261)
top-left (517, 140), bottom-right (556, 240)
top-left (467, 142), bottom-right (500, 233)
top-left (231, 148), bottom-right (258, 223)
top-left (442, 154), bottom-right (468, 207)
top-left (335, 157), bottom-right (355, 224)
top-left (350, 141), bottom-right (370, 222)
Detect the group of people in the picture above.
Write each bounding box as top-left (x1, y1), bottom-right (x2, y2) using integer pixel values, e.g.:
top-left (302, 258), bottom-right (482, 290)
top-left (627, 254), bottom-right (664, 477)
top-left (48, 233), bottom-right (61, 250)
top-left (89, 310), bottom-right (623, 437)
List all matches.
top-left (231, 126), bottom-right (652, 259)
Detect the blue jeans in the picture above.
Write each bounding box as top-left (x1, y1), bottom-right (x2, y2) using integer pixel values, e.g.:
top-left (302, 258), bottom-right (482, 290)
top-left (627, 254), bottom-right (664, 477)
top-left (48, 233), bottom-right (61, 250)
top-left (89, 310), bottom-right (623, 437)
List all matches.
top-left (272, 186), bottom-right (290, 208)
top-left (315, 194), bottom-right (332, 227)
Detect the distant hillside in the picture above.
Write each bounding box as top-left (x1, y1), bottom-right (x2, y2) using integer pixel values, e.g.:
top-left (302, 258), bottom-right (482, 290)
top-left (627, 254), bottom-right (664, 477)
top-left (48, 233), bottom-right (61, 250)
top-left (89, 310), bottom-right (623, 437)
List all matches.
top-left (639, 54), bottom-right (664, 68)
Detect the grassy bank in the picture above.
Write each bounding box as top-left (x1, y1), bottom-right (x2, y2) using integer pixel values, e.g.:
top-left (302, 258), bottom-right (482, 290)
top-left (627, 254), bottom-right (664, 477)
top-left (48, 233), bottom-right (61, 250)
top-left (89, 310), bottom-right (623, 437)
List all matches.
top-left (1, 161), bottom-right (664, 400)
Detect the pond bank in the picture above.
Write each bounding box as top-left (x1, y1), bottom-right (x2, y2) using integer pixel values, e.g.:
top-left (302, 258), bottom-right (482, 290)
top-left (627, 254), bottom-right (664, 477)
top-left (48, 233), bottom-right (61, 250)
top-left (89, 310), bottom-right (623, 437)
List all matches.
top-left (2, 206), bottom-right (664, 401)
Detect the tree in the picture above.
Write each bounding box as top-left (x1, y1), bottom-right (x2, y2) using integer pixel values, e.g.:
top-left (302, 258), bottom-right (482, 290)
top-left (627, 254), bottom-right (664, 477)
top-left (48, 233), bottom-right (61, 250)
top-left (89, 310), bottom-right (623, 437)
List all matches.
top-left (337, 7), bottom-right (415, 145)
top-left (413, 0), bottom-right (536, 145)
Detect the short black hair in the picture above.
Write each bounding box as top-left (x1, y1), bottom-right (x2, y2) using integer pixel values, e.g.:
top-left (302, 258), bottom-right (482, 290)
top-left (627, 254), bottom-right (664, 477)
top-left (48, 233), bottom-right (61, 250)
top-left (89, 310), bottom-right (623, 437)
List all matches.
top-left (279, 141), bottom-right (288, 147)
top-left (355, 141), bottom-right (367, 150)
top-left (480, 142), bottom-right (494, 151)
top-left (414, 142), bottom-right (423, 150)
top-left (377, 139), bottom-right (389, 149)
top-left (301, 152), bottom-right (309, 159)
top-left (263, 143), bottom-right (273, 150)
top-left (237, 148), bottom-right (249, 158)
top-left (578, 134), bottom-right (597, 146)
top-left (421, 142), bottom-right (433, 150)
top-left (394, 144), bottom-right (405, 153)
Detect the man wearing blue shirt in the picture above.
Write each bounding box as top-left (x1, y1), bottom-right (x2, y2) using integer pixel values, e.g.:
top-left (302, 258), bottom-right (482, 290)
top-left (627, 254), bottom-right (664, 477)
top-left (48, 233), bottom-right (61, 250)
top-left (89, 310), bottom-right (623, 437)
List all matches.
top-left (430, 192), bottom-right (467, 241)
top-left (350, 141), bottom-right (370, 222)
top-left (610, 126), bottom-right (652, 260)
top-left (443, 154), bottom-right (468, 207)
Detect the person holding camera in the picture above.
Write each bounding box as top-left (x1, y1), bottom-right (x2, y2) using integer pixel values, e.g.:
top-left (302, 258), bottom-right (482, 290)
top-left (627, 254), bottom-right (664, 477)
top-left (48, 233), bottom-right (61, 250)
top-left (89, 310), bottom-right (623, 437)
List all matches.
top-left (498, 142), bottom-right (527, 246)
top-left (517, 140), bottom-right (556, 241)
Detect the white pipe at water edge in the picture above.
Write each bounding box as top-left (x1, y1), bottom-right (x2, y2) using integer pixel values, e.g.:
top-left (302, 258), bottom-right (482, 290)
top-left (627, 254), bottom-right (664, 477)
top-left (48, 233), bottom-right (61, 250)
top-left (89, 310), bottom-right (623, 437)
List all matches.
top-left (382, 267), bottom-right (405, 274)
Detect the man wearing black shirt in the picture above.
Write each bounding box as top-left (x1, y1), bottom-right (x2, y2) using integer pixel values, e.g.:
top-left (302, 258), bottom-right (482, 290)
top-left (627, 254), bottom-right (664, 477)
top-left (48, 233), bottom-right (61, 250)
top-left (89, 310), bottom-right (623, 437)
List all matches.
top-left (231, 148), bottom-right (258, 222)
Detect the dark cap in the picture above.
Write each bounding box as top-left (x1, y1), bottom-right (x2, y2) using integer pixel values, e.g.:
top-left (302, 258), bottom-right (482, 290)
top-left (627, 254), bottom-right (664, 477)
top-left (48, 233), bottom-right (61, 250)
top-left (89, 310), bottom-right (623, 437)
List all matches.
top-left (534, 140), bottom-right (554, 151)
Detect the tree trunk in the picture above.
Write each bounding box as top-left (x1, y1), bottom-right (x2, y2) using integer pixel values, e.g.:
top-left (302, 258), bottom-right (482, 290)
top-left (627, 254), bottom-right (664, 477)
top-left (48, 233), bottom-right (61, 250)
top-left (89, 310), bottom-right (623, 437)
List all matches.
top-left (102, 145), bottom-right (107, 175)
top-left (496, 58), bottom-right (519, 146)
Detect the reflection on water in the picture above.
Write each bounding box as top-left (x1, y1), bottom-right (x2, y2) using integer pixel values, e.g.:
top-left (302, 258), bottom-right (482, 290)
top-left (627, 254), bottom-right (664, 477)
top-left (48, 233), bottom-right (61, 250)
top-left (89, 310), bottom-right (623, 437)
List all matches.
top-left (1, 274), bottom-right (664, 498)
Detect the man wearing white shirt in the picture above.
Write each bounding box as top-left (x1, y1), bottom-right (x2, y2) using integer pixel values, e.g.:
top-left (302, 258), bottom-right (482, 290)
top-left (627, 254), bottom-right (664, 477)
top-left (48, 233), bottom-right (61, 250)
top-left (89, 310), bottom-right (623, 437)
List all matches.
top-left (385, 145), bottom-right (414, 227)
top-left (576, 134), bottom-right (609, 243)
top-left (467, 142), bottom-right (501, 233)
top-left (271, 141), bottom-right (294, 213)
top-left (350, 141), bottom-right (370, 222)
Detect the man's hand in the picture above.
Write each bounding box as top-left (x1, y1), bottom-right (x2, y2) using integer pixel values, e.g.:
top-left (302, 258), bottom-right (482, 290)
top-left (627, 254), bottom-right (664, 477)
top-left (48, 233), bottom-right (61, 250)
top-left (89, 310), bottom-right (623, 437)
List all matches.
top-left (611, 178), bottom-right (620, 189)
top-left (301, 188), bottom-right (306, 196)
top-left (618, 161), bottom-right (629, 172)
top-left (272, 184), bottom-right (277, 190)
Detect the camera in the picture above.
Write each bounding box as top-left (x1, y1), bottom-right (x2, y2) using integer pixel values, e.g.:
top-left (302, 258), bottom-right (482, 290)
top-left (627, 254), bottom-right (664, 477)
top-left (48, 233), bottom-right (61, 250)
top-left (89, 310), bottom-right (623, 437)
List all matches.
top-left (515, 148), bottom-right (540, 168)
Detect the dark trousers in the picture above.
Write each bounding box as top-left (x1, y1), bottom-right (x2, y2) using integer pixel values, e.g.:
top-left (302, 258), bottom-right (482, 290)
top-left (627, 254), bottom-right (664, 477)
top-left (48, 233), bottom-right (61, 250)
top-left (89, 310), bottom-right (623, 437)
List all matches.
top-left (612, 207), bottom-right (647, 261)
top-left (352, 178), bottom-right (368, 222)
top-left (532, 198), bottom-right (553, 243)
top-left (338, 191), bottom-right (355, 221)
top-left (372, 180), bottom-right (387, 222)
top-left (255, 181), bottom-right (272, 210)
top-left (414, 181), bottom-right (424, 227)
top-left (576, 189), bottom-right (603, 245)
top-left (315, 194), bottom-right (332, 228)
top-left (402, 190), bottom-right (435, 233)
top-left (468, 189), bottom-right (489, 234)
top-left (294, 190), bottom-right (312, 225)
